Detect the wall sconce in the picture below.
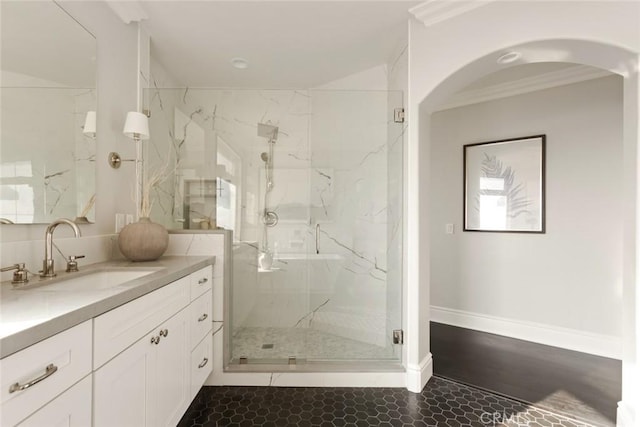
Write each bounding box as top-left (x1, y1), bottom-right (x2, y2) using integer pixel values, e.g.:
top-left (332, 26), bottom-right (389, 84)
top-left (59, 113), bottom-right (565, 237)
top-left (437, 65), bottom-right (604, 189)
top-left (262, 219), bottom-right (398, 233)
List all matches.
top-left (108, 111), bottom-right (150, 169)
top-left (83, 111), bottom-right (96, 139)
top-left (123, 111), bottom-right (150, 142)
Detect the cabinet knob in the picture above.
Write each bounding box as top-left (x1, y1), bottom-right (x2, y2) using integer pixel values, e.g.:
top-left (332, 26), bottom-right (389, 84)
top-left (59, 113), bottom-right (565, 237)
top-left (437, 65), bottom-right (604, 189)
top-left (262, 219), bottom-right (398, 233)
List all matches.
top-left (150, 336), bottom-right (160, 345)
top-left (198, 277), bottom-right (209, 284)
top-left (198, 358), bottom-right (209, 369)
top-left (198, 313), bottom-right (208, 322)
top-left (159, 329), bottom-right (169, 337)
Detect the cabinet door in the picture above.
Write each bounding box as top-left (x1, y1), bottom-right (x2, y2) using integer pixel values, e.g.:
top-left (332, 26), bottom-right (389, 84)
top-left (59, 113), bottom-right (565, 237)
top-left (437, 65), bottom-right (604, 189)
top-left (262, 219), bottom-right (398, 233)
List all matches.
top-left (17, 375), bottom-right (91, 427)
top-left (1, 321), bottom-right (92, 427)
top-left (94, 329), bottom-right (157, 427)
top-left (154, 308), bottom-right (190, 427)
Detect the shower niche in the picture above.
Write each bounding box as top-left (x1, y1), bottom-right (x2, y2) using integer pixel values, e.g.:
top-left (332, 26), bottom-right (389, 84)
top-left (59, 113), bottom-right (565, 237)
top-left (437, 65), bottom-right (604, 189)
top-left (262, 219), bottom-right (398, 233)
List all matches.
top-left (182, 179), bottom-right (216, 229)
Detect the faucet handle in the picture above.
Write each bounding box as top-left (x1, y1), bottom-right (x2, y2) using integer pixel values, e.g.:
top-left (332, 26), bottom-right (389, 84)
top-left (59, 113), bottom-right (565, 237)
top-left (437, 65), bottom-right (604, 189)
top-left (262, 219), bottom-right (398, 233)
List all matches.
top-left (1, 263), bottom-right (29, 285)
top-left (66, 255), bottom-right (85, 273)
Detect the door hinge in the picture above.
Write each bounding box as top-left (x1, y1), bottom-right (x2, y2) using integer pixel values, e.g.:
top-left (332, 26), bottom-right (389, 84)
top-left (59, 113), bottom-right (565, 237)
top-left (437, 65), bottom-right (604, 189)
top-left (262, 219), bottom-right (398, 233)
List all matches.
top-left (393, 329), bottom-right (404, 345)
top-left (393, 108), bottom-right (405, 123)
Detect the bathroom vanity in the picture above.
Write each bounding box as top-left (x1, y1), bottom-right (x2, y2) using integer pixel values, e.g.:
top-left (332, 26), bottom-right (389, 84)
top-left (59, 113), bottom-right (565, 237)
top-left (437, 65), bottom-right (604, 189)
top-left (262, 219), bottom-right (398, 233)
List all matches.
top-left (0, 256), bottom-right (214, 427)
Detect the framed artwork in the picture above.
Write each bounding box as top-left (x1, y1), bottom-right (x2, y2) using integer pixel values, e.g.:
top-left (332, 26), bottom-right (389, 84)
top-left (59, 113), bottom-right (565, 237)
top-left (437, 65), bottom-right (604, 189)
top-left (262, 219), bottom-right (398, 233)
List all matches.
top-left (463, 135), bottom-right (545, 233)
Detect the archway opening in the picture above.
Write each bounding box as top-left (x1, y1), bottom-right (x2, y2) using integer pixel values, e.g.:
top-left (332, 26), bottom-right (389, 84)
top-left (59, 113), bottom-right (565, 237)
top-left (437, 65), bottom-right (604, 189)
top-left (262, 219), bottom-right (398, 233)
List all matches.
top-left (428, 60), bottom-right (623, 425)
top-left (413, 39), bottom-right (638, 426)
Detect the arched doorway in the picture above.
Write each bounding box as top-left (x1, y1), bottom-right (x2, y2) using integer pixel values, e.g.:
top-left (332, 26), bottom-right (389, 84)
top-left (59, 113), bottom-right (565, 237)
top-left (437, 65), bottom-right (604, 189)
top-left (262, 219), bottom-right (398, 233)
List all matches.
top-left (428, 61), bottom-right (623, 425)
top-left (407, 11), bottom-right (640, 424)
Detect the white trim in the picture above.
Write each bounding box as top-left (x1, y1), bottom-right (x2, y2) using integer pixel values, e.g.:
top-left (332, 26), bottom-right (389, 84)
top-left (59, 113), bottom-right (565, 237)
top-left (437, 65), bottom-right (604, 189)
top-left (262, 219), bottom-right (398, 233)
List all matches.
top-left (208, 371), bottom-right (406, 388)
top-left (431, 305), bottom-right (622, 359)
top-left (409, 0), bottom-right (496, 28)
top-left (616, 401), bottom-right (635, 427)
top-left (434, 65), bottom-right (612, 111)
top-left (406, 353), bottom-right (433, 392)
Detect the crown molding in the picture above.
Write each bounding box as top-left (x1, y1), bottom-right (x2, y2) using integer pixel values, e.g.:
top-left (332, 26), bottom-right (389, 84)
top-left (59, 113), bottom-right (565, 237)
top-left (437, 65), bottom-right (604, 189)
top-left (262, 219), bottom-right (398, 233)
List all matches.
top-left (434, 65), bottom-right (612, 112)
top-left (106, 1), bottom-right (148, 24)
top-left (409, 0), bottom-right (496, 27)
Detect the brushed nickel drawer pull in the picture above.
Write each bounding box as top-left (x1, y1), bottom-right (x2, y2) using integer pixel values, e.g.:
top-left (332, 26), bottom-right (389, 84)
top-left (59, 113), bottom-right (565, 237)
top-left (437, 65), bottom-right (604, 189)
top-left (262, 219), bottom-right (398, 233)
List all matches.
top-left (198, 277), bottom-right (208, 284)
top-left (198, 358), bottom-right (209, 369)
top-left (198, 313), bottom-right (208, 322)
top-left (9, 363), bottom-right (58, 393)
top-left (159, 329), bottom-right (169, 337)
top-left (151, 336), bottom-right (160, 345)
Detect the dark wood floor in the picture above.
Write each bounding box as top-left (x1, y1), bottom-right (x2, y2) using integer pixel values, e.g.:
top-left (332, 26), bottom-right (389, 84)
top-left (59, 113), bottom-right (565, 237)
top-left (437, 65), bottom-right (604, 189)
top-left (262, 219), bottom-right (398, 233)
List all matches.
top-left (430, 322), bottom-right (622, 427)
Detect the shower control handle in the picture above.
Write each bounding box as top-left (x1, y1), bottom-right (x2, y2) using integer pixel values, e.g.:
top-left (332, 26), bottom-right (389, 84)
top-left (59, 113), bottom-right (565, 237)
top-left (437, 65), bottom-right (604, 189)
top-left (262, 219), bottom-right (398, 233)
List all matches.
top-left (315, 223), bottom-right (320, 254)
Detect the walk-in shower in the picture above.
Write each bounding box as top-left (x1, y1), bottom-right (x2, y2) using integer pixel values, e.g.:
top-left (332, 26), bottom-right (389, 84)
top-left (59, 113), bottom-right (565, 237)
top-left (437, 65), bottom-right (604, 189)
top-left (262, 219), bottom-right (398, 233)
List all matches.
top-left (143, 88), bottom-right (404, 372)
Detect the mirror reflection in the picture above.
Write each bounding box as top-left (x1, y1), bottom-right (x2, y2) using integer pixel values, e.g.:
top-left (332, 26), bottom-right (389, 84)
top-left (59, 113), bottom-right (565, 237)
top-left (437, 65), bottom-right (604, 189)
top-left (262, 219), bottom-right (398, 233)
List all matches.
top-left (0, 1), bottom-right (97, 224)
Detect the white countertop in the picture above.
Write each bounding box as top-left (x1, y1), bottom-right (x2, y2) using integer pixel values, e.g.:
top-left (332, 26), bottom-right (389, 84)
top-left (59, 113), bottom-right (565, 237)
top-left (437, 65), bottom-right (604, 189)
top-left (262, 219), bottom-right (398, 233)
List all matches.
top-left (0, 256), bottom-right (215, 358)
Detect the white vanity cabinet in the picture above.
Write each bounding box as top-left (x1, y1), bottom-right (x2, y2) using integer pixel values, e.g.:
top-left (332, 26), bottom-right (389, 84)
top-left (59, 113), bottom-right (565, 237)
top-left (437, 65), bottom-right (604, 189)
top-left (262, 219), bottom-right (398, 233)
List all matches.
top-left (188, 266), bottom-right (214, 400)
top-left (0, 261), bottom-right (214, 427)
top-left (17, 375), bottom-right (92, 427)
top-left (94, 308), bottom-right (190, 427)
top-left (0, 320), bottom-right (92, 427)
top-left (93, 265), bottom-right (213, 427)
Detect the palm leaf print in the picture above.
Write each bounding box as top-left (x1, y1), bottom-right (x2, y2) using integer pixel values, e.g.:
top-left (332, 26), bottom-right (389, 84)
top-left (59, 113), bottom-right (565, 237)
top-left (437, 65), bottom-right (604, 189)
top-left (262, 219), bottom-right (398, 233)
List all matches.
top-left (475, 153), bottom-right (531, 219)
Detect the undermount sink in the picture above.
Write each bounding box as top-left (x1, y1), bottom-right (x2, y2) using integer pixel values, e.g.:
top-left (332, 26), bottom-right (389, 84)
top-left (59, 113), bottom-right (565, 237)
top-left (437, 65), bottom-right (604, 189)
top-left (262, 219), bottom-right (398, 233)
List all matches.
top-left (29, 268), bottom-right (162, 292)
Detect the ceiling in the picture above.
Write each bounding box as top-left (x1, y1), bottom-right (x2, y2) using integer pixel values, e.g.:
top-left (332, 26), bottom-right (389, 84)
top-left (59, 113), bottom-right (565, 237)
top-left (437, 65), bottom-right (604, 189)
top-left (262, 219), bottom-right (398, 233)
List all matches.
top-left (1, 1), bottom-right (96, 88)
top-left (138, 1), bottom-right (419, 88)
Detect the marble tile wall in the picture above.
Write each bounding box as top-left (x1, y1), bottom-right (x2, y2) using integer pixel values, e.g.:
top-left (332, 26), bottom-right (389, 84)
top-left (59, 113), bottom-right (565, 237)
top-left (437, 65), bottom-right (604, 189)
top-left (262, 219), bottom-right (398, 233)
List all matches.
top-left (0, 88), bottom-right (96, 223)
top-left (144, 86), bottom-right (403, 361)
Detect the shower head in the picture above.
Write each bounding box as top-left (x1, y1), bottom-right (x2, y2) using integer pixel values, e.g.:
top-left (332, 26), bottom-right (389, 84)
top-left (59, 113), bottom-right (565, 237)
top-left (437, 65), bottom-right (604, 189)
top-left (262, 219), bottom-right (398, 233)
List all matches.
top-left (260, 152), bottom-right (269, 163)
top-left (257, 122), bottom-right (279, 142)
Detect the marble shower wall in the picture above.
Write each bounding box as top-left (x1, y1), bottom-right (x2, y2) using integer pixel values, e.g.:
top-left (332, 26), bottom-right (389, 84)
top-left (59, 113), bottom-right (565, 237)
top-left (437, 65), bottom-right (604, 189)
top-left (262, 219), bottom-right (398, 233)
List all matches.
top-left (143, 87), bottom-right (403, 358)
top-left (0, 87), bottom-right (96, 223)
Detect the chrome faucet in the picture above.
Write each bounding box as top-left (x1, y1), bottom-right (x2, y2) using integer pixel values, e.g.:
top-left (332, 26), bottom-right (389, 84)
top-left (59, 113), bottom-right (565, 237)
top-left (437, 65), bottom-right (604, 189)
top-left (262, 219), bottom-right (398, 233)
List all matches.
top-left (41, 218), bottom-right (81, 278)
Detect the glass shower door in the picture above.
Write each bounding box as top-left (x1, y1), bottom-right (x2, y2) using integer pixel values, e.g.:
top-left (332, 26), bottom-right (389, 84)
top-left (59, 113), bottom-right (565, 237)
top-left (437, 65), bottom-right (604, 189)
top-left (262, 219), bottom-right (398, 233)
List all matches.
top-left (304, 89), bottom-right (403, 363)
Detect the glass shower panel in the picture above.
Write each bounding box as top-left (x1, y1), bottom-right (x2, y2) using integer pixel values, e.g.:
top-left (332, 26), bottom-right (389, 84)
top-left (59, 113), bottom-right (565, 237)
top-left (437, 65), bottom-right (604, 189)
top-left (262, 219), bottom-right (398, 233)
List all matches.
top-left (143, 87), bottom-right (403, 366)
top-left (306, 90), bottom-right (403, 362)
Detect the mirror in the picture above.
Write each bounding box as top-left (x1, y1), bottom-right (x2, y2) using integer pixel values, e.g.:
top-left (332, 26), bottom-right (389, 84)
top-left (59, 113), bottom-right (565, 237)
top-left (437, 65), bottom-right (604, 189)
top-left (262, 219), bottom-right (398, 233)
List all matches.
top-left (0, 1), bottom-right (97, 224)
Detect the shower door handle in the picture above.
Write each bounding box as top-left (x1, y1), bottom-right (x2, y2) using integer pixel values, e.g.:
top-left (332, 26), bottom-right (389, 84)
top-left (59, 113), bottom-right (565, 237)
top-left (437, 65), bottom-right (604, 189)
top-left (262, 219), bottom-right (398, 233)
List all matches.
top-left (315, 223), bottom-right (320, 254)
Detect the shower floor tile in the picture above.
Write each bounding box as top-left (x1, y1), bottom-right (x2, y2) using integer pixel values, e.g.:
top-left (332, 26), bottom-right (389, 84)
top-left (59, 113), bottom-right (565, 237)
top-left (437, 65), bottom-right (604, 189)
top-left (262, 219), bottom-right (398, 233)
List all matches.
top-left (177, 376), bottom-right (599, 426)
top-left (231, 327), bottom-right (397, 361)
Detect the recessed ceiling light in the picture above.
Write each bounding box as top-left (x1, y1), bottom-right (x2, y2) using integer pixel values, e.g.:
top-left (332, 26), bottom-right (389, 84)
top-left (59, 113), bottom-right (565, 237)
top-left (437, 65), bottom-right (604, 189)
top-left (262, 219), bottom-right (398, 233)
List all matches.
top-left (231, 57), bottom-right (249, 69)
top-left (497, 51), bottom-right (522, 64)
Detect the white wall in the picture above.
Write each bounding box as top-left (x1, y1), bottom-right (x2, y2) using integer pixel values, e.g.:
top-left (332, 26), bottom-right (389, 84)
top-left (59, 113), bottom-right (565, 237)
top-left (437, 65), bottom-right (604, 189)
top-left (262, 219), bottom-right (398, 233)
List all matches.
top-left (429, 76), bottom-right (623, 356)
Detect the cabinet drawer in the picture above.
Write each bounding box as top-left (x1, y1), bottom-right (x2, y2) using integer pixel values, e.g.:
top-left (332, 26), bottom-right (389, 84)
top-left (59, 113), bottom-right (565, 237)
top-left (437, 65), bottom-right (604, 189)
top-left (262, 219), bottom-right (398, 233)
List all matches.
top-left (17, 375), bottom-right (91, 427)
top-left (190, 335), bottom-right (212, 400)
top-left (94, 276), bottom-right (190, 369)
top-left (190, 290), bottom-right (212, 349)
top-left (0, 321), bottom-right (92, 427)
top-left (190, 266), bottom-right (212, 300)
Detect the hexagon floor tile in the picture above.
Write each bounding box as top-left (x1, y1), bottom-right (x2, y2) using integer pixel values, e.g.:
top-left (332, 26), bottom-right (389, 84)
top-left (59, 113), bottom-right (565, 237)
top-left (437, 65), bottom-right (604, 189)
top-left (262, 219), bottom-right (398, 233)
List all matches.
top-left (177, 376), bottom-right (599, 427)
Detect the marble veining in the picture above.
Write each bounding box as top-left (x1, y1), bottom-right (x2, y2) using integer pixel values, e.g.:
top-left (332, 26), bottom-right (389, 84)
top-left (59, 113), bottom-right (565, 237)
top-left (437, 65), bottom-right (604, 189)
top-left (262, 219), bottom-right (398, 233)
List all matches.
top-left (144, 87), bottom-right (403, 362)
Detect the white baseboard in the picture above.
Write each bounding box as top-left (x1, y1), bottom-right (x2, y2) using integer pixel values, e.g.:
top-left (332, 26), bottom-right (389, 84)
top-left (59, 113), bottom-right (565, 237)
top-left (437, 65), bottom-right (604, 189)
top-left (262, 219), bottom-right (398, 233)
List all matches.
top-left (430, 305), bottom-right (621, 359)
top-left (406, 353), bottom-right (433, 392)
top-left (207, 371), bottom-right (406, 388)
top-left (617, 401), bottom-right (635, 427)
